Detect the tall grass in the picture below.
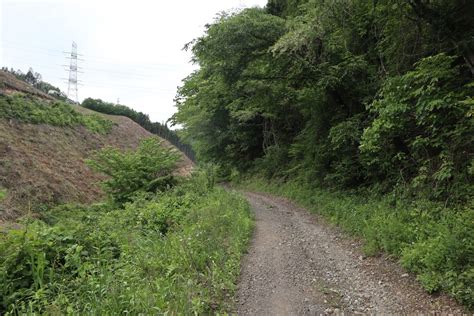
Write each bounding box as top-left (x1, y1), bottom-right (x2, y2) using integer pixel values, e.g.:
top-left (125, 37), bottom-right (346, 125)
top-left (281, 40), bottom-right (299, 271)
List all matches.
top-left (0, 176), bottom-right (253, 314)
top-left (239, 177), bottom-right (473, 308)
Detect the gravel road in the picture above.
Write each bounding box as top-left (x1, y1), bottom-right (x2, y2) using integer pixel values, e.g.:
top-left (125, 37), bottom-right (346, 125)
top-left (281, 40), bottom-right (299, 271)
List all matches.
top-left (236, 191), bottom-right (465, 315)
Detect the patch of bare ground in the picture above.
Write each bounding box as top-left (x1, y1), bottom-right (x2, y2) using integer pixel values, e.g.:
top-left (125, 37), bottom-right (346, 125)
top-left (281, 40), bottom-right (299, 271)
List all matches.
top-left (0, 70), bottom-right (193, 220)
top-left (0, 71), bottom-right (54, 101)
top-left (237, 191), bottom-right (467, 315)
top-left (0, 113), bottom-right (193, 220)
top-left (74, 106), bottom-right (194, 177)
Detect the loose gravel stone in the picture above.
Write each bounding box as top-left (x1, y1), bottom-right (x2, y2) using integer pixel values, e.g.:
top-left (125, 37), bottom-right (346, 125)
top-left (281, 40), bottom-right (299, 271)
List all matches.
top-left (236, 191), bottom-right (466, 315)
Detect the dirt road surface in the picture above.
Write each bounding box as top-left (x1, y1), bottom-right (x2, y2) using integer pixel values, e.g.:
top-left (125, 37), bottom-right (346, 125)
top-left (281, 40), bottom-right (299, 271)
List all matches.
top-left (236, 191), bottom-right (465, 315)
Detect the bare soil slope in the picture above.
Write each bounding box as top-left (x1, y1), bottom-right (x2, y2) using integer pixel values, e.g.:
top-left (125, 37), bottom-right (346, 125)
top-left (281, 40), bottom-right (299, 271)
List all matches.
top-left (237, 191), bottom-right (465, 315)
top-left (0, 71), bottom-right (54, 100)
top-left (0, 72), bottom-right (193, 220)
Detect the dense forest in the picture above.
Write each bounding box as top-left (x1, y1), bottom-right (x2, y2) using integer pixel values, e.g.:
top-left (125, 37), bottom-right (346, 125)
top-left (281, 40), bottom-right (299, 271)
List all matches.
top-left (172, 0), bottom-right (473, 307)
top-left (173, 0), bottom-right (473, 202)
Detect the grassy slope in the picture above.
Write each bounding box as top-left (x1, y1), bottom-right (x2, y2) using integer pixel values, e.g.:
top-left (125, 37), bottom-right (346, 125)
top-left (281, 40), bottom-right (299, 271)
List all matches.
top-left (0, 104), bottom-right (151, 220)
top-left (239, 178), bottom-right (473, 308)
top-left (0, 92), bottom-right (192, 220)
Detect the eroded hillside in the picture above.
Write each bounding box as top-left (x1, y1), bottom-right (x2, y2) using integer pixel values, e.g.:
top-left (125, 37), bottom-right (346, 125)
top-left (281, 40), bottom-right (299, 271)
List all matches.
top-left (0, 71), bottom-right (192, 220)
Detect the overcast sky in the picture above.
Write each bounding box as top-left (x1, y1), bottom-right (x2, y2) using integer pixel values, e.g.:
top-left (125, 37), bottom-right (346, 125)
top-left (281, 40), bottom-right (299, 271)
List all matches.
top-left (0, 0), bottom-right (267, 124)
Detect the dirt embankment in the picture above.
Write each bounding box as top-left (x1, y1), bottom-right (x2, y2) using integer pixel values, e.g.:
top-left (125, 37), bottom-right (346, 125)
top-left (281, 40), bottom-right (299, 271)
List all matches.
top-left (0, 71), bottom-right (54, 100)
top-left (237, 191), bottom-right (466, 315)
top-left (0, 113), bottom-right (194, 220)
top-left (0, 114), bottom-right (147, 219)
top-left (0, 72), bottom-right (193, 220)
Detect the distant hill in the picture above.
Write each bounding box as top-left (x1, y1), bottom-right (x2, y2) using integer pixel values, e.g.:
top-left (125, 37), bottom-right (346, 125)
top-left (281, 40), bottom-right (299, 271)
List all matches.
top-left (0, 70), bottom-right (193, 221)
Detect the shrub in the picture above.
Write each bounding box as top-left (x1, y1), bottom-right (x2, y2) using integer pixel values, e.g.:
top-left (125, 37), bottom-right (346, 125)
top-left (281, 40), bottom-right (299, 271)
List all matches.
top-left (0, 173), bottom-right (253, 314)
top-left (360, 54), bottom-right (473, 201)
top-left (400, 210), bottom-right (474, 306)
top-left (0, 219), bottom-right (121, 314)
top-left (86, 137), bottom-right (180, 204)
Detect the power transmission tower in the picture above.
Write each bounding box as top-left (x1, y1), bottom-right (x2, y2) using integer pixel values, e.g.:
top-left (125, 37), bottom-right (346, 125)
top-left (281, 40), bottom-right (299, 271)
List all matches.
top-left (64, 42), bottom-right (83, 103)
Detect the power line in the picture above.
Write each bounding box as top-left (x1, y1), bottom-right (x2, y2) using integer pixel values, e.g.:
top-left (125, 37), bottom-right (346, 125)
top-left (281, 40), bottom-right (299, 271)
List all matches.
top-left (2, 42), bottom-right (182, 96)
top-left (3, 55), bottom-right (162, 82)
top-left (2, 56), bottom-right (176, 93)
top-left (2, 40), bottom-right (66, 56)
top-left (4, 54), bottom-right (165, 80)
top-left (3, 51), bottom-right (186, 80)
top-left (1, 39), bottom-right (187, 70)
top-left (81, 81), bottom-right (175, 92)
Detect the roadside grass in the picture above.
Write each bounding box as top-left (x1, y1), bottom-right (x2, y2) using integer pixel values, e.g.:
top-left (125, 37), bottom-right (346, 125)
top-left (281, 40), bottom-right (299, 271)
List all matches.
top-left (0, 176), bottom-right (253, 314)
top-left (0, 94), bottom-right (113, 134)
top-left (238, 177), bottom-right (473, 308)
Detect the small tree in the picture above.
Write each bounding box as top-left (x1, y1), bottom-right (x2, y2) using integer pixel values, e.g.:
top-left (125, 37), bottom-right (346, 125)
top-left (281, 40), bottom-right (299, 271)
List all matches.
top-left (87, 137), bottom-right (180, 204)
top-left (24, 67), bottom-right (41, 85)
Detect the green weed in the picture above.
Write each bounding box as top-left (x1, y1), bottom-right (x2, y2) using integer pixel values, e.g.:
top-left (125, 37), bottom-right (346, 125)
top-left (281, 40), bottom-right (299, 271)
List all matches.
top-left (0, 188), bottom-right (7, 202)
top-left (0, 94), bottom-right (113, 134)
top-left (0, 174), bottom-right (253, 314)
top-left (86, 137), bottom-right (180, 205)
top-left (239, 177), bottom-right (473, 308)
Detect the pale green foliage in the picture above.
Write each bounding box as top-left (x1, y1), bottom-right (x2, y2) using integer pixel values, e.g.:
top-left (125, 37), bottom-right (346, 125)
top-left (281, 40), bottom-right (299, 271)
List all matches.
top-left (175, 1), bottom-right (473, 199)
top-left (360, 54), bottom-right (473, 200)
top-left (175, 1), bottom-right (473, 307)
top-left (0, 176), bottom-right (253, 314)
top-left (86, 137), bottom-right (180, 204)
top-left (0, 94), bottom-right (113, 134)
top-left (173, 8), bottom-right (290, 171)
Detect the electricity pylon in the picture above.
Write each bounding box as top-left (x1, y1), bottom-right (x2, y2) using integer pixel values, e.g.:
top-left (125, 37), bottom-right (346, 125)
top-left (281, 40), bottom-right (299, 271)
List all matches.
top-left (64, 42), bottom-right (83, 103)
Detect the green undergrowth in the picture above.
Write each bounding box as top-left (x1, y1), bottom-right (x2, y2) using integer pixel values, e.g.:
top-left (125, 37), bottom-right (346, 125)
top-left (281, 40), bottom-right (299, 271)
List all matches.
top-left (238, 177), bottom-right (473, 308)
top-left (0, 94), bottom-right (113, 134)
top-left (0, 188), bottom-right (7, 202)
top-left (0, 175), bottom-right (253, 314)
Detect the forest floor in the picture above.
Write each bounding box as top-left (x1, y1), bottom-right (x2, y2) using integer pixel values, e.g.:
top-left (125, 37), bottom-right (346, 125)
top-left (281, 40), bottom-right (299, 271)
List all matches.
top-left (236, 191), bottom-right (466, 315)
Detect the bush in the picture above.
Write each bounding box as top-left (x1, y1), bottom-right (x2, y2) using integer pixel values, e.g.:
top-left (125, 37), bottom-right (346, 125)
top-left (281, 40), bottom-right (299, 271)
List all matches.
top-left (360, 54), bottom-right (473, 201)
top-left (400, 210), bottom-right (474, 305)
top-left (0, 174), bottom-right (253, 314)
top-left (86, 137), bottom-right (180, 204)
top-left (0, 219), bottom-right (121, 314)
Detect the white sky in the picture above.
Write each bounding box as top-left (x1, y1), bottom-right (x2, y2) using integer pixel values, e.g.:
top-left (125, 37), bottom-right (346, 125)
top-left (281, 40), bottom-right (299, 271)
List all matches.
top-left (0, 0), bottom-right (267, 124)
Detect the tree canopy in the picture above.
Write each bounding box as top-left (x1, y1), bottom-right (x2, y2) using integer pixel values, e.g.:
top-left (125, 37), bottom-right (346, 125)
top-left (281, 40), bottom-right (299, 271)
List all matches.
top-left (173, 1), bottom-right (473, 202)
